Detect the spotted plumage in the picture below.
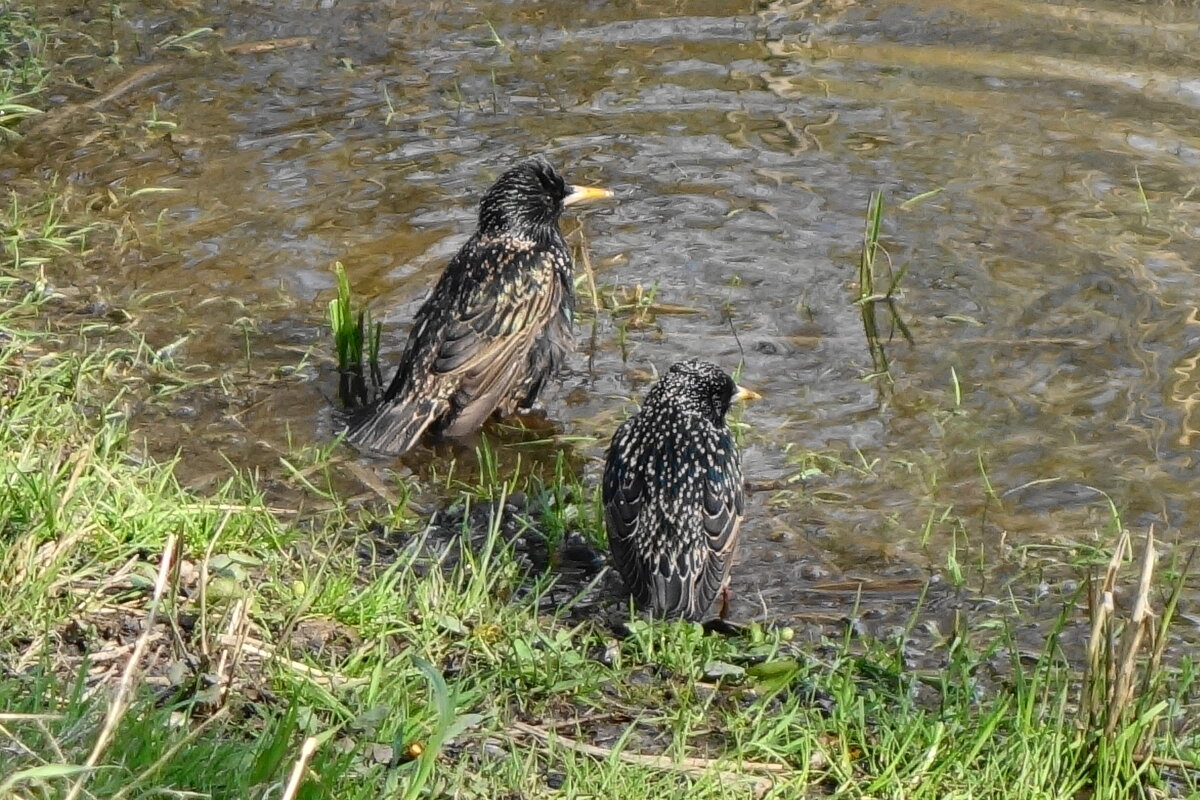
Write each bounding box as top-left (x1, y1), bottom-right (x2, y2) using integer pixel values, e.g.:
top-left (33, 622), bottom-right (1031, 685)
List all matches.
top-left (602, 360), bottom-right (757, 622)
top-left (345, 157), bottom-right (611, 455)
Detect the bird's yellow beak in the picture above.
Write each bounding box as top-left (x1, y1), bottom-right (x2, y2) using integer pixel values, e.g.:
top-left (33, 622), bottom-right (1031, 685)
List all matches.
top-left (563, 184), bottom-right (614, 207)
top-left (734, 385), bottom-right (761, 402)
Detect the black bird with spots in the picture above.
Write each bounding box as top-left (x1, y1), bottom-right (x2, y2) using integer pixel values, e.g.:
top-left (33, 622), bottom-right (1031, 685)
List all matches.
top-left (602, 360), bottom-right (760, 623)
top-left (345, 157), bottom-right (612, 456)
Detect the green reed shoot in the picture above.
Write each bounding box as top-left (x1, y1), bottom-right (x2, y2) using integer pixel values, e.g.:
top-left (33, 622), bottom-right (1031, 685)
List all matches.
top-left (329, 261), bottom-right (382, 407)
top-left (855, 191), bottom-right (913, 379)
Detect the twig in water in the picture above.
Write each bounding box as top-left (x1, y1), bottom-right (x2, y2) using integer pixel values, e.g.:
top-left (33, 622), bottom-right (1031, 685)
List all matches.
top-left (343, 460), bottom-right (404, 506)
top-left (575, 226), bottom-right (601, 319)
top-left (744, 478), bottom-right (793, 494)
top-left (223, 37), bottom-right (313, 55)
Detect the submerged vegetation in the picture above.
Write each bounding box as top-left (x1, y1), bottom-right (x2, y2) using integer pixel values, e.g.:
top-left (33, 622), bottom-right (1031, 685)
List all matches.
top-left (2, 3), bottom-right (1199, 800)
top-left (0, 6), bottom-right (47, 138)
top-left (854, 191), bottom-right (913, 381)
top-left (329, 261), bottom-right (383, 409)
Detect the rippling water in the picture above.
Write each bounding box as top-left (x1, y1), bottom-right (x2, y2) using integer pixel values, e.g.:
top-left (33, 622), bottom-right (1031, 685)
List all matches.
top-left (9, 0), bottom-right (1200, 634)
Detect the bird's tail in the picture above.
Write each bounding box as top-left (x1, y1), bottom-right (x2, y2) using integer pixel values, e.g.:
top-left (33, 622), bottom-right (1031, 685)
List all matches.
top-left (342, 395), bottom-right (442, 457)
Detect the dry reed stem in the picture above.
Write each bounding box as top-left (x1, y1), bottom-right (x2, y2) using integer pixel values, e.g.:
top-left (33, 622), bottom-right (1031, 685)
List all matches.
top-left (63, 534), bottom-right (179, 800)
top-left (578, 231), bottom-right (601, 319)
top-left (280, 735), bottom-right (321, 800)
top-left (1082, 528), bottom-right (1128, 727)
top-left (198, 510), bottom-right (233, 661)
top-left (34, 717), bottom-right (69, 765)
top-left (223, 37), bottom-right (314, 56)
top-left (1106, 526), bottom-right (1156, 737)
top-left (214, 634), bottom-right (368, 688)
top-left (214, 598), bottom-right (250, 704)
top-left (0, 721), bottom-right (40, 760)
top-left (178, 502), bottom-right (298, 515)
top-left (10, 450), bottom-right (95, 588)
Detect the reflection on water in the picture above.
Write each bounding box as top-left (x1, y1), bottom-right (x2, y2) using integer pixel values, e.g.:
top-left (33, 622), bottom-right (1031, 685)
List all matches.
top-left (7, 0), bottom-right (1200, 635)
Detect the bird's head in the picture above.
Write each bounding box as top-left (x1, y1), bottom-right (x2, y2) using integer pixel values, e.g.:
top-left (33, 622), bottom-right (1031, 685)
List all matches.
top-left (478, 156), bottom-right (612, 235)
top-left (658, 360), bottom-right (760, 426)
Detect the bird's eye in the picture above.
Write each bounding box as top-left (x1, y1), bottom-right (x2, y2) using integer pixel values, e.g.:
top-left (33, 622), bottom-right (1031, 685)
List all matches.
top-left (531, 165), bottom-right (563, 198)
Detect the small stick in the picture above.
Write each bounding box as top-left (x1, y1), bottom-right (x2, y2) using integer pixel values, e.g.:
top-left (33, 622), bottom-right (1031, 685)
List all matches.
top-left (223, 37), bottom-right (313, 56)
top-left (176, 502), bottom-right (299, 515)
top-left (0, 713), bottom-right (65, 722)
top-left (199, 510), bottom-right (234, 661)
top-left (1131, 753), bottom-right (1200, 771)
top-left (576, 227), bottom-right (602, 318)
top-left (214, 599), bottom-right (250, 703)
top-left (540, 711), bottom-right (628, 731)
top-left (10, 452), bottom-right (94, 586)
top-left (343, 461), bottom-right (403, 506)
top-left (35, 718), bottom-right (68, 763)
top-left (64, 535), bottom-right (179, 800)
top-left (214, 634), bottom-right (368, 688)
top-left (280, 736), bottom-right (321, 800)
top-left (744, 478), bottom-right (793, 494)
top-left (0, 720), bottom-right (39, 759)
top-left (86, 65), bottom-right (172, 110)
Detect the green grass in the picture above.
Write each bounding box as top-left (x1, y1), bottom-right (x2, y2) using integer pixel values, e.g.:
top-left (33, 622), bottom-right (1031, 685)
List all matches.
top-left (3, 286), bottom-right (1199, 797)
top-left (0, 5), bottom-right (47, 139)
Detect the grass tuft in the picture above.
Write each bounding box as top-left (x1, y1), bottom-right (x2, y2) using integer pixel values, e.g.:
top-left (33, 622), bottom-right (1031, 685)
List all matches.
top-left (328, 261), bottom-right (382, 408)
top-left (0, 5), bottom-right (48, 139)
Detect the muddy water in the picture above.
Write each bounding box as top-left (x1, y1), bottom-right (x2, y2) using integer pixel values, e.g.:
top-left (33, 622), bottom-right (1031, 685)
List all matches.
top-left (9, 0), bottom-right (1200, 639)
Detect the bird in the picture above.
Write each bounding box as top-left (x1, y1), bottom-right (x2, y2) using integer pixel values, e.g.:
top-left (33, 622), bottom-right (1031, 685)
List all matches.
top-left (344, 156), bottom-right (612, 456)
top-left (602, 360), bottom-right (760, 623)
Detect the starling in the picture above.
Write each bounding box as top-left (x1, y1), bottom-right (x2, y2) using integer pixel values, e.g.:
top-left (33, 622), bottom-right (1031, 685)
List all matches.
top-left (345, 157), bottom-right (612, 455)
top-left (602, 360), bottom-right (760, 623)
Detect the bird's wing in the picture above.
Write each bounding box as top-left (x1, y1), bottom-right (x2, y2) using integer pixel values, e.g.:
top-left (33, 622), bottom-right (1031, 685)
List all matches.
top-left (343, 393), bottom-right (443, 456)
top-left (602, 423), bottom-right (654, 608)
top-left (603, 425), bottom-right (745, 622)
top-left (662, 434), bottom-right (743, 620)
top-left (695, 444), bottom-right (744, 610)
top-left (345, 244), bottom-right (560, 455)
top-left (702, 443), bottom-right (744, 559)
top-left (434, 250), bottom-right (563, 437)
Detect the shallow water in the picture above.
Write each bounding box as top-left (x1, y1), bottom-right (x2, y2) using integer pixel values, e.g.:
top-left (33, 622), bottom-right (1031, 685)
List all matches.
top-left (8, 0), bottom-right (1200, 642)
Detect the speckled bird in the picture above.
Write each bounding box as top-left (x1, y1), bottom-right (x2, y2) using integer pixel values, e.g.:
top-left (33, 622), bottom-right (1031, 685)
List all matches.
top-left (602, 360), bottom-right (759, 622)
top-left (345, 157), bottom-right (612, 455)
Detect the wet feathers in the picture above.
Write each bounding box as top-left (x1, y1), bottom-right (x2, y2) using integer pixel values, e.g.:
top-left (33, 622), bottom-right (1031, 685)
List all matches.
top-left (345, 157), bottom-right (579, 455)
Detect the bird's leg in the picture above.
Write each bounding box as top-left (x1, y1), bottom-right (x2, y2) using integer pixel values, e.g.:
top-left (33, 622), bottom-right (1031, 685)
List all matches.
top-left (702, 584), bottom-right (744, 637)
top-left (717, 583), bottom-right (732, 621)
